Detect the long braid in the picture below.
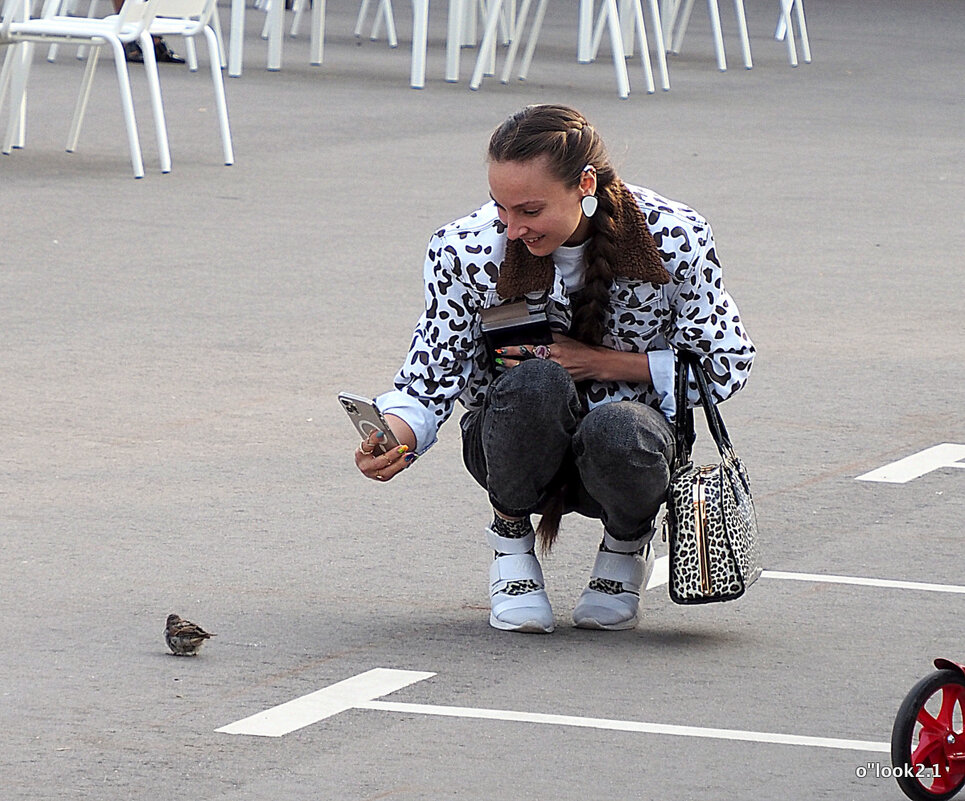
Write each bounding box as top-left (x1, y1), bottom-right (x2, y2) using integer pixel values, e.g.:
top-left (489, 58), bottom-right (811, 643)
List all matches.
top-left (569, 179), bottom-right (620, 345)
top-left (488, 105), bottom-right (623, 551)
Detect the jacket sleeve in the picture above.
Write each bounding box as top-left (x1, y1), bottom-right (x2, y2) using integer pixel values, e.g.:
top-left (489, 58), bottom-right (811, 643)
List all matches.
top-left (665, 222), bottom-right (755, 406)
top-left (376, 233), bottom-right (479, 453)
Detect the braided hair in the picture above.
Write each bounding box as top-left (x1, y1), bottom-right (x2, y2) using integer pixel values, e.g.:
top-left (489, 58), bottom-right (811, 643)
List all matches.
top-left (488, 106), bottom-right (623, 550)
top-left (488, 104), bottom-right (620, 346)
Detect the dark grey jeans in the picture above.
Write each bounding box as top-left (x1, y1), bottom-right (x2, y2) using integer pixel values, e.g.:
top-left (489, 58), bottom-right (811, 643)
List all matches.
top-left (460, 358), bottom-right (675, 542)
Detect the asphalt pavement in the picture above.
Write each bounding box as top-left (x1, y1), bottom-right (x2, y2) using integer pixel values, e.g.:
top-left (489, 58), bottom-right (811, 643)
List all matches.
top-left (1, 1), bottom-right (964, 799)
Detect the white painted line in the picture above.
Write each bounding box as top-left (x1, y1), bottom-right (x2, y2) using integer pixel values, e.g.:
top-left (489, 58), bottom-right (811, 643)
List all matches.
top-left (216, 668), bottom-right (436, 737)
top-left (855, 443), bottom-right (965, 483)
top-left (649, 557), bottom-right (965, 594)
top-left (761, 570), bottom-right (965, 594)
top-left (358, 700), bottom-right (890, 754)
top-left (646, 554), bottom-right (668, 589)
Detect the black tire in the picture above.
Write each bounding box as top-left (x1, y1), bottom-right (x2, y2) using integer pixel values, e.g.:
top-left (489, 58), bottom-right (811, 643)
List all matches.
top-left (891, 669), bottom-right (965, 801)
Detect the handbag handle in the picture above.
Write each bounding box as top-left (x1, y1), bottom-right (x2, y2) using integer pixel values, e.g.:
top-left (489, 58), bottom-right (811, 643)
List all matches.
top-left (673, 350), bottom-right (735, 465)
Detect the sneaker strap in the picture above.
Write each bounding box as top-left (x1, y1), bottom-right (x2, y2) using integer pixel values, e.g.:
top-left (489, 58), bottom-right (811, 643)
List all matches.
top-left (589, 550), bottom-right (644, 594)
top-left (486, 526), bottom-right (535, 555)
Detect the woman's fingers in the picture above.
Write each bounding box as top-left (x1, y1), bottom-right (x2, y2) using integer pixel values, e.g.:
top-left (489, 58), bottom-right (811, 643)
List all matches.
top-left (356, 442), bottom-right (417, 481)
top-left (493, 343), bottom-right (553, 368)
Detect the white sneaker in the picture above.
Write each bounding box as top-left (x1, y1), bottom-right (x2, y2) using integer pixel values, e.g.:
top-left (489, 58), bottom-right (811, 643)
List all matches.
top-left (572, 535), bottom-right (654, 631)
top-left (487, 526), bottom-right (554, 633)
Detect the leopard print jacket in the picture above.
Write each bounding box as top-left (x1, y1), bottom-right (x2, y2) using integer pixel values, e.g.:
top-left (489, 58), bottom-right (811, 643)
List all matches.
top-left (377, 183), bottom-right (755, 453)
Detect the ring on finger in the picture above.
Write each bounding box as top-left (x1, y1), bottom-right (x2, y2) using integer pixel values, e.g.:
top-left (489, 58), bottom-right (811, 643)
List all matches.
top-left (534, 344), bottom-right (551, 360)
top-left (376, 474), bottom-right (384, 481)
top-left (519, 345), bottom-right (531, 358)
top-left (359, 440), bottom-right (375, 455)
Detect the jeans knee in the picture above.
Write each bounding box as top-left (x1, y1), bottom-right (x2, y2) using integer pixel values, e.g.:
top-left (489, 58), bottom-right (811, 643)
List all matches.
top-left (489, 358), bottom-right (575, 412)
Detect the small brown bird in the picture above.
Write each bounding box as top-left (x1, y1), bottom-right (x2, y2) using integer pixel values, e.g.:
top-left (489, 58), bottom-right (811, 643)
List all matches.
top-left (165, 614), bottom-right (215, 656)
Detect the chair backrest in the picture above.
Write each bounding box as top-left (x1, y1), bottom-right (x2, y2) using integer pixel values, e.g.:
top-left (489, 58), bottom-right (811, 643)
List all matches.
top-left (153, 0), bottom-right (216, 25)
top-left (115, 0), bottom-right (163, 32)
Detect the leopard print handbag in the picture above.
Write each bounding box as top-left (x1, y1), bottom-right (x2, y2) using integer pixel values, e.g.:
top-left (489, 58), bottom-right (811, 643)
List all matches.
top-left (665, 351), bottom-right (762, 605)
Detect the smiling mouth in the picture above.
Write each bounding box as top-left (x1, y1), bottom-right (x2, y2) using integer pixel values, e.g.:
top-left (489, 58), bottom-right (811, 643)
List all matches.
top-left (522, 235), bottom-right (543, 245)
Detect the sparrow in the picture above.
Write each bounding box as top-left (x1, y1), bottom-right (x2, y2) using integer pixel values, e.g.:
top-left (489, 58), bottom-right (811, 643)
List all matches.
top-left (165, 614), bottom-right (215, 656)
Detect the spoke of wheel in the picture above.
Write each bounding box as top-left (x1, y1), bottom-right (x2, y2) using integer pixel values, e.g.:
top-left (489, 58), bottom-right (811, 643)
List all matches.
top-left (935, 684), bottom-right (965, 729)
top-left (912, 727), bottom-right (946, 768)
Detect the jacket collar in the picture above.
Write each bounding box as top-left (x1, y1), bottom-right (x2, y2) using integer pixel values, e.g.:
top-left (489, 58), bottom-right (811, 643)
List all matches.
top-left (496, 182), bottom-right (671, 299)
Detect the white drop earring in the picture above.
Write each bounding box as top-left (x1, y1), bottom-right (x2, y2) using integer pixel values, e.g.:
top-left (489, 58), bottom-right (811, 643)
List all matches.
top-left (581, 194), bottom-right (598, 218)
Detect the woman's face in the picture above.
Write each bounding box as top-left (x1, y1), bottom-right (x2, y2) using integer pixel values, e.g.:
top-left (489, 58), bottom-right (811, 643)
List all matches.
top-left (488, 156), bottom-right (593, 257)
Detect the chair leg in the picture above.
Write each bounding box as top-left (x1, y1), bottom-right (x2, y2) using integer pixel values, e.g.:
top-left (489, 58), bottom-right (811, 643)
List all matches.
top-left (629, 0), bottom-right (654, 93)
top-left (310, 0), bottom-right (325, 64)
top-left (733, 0), bottom-right (751, 68)
top-left (409, 0), bottom-right (427, 88)
top-left (794, 0), bottom-right (810, 63)
top-left (76, 0), bottom-right (104, 62)
top-left (210, 6), bottom-right (227, 68)
top-left (204, 25), bottom-right (234, 165)
top-left (499, 0), bottom-right (531, 83)
top-left (290, 0), bottom-right (305, 37)
top-left (267, 0), bottom-right (284, 70)
top-left (186, 36), bottom-right (199, 71)
top-left (92, 38), bottom-right (145, 178)
top-left (517, 0), bottom-right (546, 80)
top-left (706, 0), bottom-right (726, 70)
top-left (778, 0), bottom-right (797, 66)
top-left (137, 31), bottom-right (171, 174)
top-left (469, 0), bottom-right (500, 89)
top-left (229, 0), bottom-right (244, 75)
top-left (3, 42), bottom-right (33, 154)
top-left (661, 0), bottom-right (679, 42)
top-left (381, 0), bottom-right (398, 48)
top-left (603, 0), bottom-right (629, 98)
top-left (66, 42), bottom-right (100, 154)
top-left (620, 0), bottom-right (635, 57)
top-left (445, 0), bottom-right (463, 82)
top-left (577, 0), bottom-right (593, 63)
top-left (354, 0), bottom-right (371, 37)
top-left (0, 44), bottom-right (19, 126)
top-left (647, 0), bottom-right (669, 89)
top-left (669, 0), bottom-right (694, 54)
top-left (590, 1), bottom-right (604, 61)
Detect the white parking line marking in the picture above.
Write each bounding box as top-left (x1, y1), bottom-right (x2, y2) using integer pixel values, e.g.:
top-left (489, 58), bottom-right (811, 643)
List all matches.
top-left (646, 553), bottom-right (668, 589)
top-left (218, 669), bottom-right (888, 752)
top-left (761, 570), bottom-right (965, 594)
top-left (216, 668), bottom-right (436, 737)
top-left (357, 700), bottom-right (889, 753)
top-left (649, 557), bottom-right (965, 594)
top-left (855, 443), bottom-right (965, 483)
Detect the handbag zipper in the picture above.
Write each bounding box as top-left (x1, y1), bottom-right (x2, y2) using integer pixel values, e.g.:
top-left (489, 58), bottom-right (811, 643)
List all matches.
top-left (694, 476), bottom-right (712, 594)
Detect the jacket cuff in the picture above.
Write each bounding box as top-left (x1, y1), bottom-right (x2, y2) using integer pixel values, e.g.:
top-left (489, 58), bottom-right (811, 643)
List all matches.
top-left (648, 349), bottom-right (676, 421)
top-left (374, 389), bottom-right (436, 454)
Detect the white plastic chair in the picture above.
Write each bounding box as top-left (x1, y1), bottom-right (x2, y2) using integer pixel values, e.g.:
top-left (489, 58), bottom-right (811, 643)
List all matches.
top-left (774, 0), bottom-right (809, 66)
top-left (663, 0), bottom-right (751, 71)
top-left (42, 0), bottom-right (226, 70)
top-left (470, 0), bottom-right (632, 99)
top-left (0, 0), bottom-right (169, 177)
top-left (589, 0), bottom-right (669, 92)
top-left (147, 0), bottom-right (233, 164)
top-left (347, 0), bottom-right (463, 87)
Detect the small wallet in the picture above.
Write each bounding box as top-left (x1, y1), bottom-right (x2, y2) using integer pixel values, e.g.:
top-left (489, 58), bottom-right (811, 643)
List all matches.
top-left (480, 301), bottom-right (554, 352)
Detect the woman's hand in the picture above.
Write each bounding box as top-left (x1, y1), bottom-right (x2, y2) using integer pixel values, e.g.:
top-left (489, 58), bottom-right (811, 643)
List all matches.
top-left (354, 414), bottom-right (418, 482)
top-left (495, 334), bottom-right (604, 382)
top-left (494, 334), bottom-right (654, 384)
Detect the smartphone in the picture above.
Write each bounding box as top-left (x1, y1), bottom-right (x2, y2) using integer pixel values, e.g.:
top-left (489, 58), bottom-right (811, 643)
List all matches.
top-left (337, 392), bottom-right (401, 455)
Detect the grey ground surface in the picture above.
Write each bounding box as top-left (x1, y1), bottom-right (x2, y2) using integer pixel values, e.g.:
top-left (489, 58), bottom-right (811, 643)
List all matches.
top-left (2, 1), bottom-right (963, 798)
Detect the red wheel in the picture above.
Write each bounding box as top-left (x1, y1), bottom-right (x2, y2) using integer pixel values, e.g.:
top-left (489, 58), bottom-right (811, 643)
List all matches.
top-left (892, 669), bottom-right (965, 801)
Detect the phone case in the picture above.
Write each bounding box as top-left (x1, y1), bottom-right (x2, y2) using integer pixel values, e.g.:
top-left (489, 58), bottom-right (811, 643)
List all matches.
top-left (337, 392), bottom-right (401, 455)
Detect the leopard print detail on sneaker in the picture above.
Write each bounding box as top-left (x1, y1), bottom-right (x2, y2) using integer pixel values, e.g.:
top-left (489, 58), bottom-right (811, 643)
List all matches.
top-left (587, 577), bottom-right (639, 596)
top-left (501, 579), bottom-right (543, 596)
